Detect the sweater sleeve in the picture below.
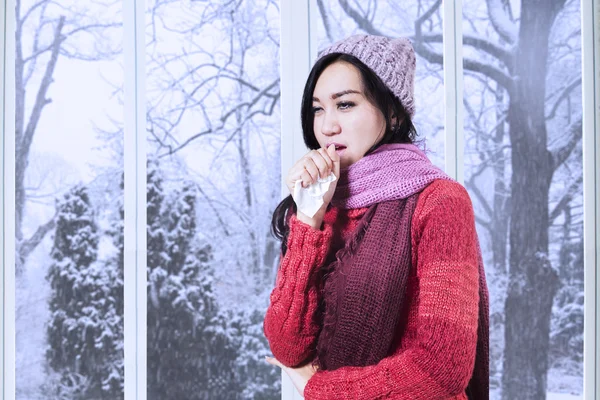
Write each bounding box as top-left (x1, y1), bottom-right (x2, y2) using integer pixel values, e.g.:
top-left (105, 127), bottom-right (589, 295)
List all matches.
top-left (304, 182), bottom-right (480, 399)
top-left (263, 214), bottom-right (333, 367)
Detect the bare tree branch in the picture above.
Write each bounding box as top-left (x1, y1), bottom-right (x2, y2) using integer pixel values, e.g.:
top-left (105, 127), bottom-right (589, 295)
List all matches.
top-left (551, 117), bottom-right (582, 170)
top-left (63, 22), bottom-right (122, 41)
top-left (219, 79), bottom-right (279, 123)
top-left (465, 156), bottom-right (495, 219)
top-left (338, 0), bottom-right (384, 36)
top-left (475, 215), bottom-right (492, 230)
top-left (411, 38), bottom-right (515, 95)
top-left (194, 183), bottom-right (231, 237)
top-left (414, 0), bottom-right (442, 38)
top-left (18, 215), bottom-right (56, 269)
top-left (466, 177), bottom-right (494, 219)
top-left (18, 0), bottom-right (47, 28)
top-left (549, 174), bottom-right (583, 223)
top-left (419, 33), bottom-right (513, 68)
top-left (335, 0), bottom-right (516, 95)
top-left (20, 15), bottom-right (64, 166)
top-left (155, 76), bottom-right (280, 158)
top-left (316, 0), bottom-right (334, 43)
top-left (546, 77), bottom-right (581, 120)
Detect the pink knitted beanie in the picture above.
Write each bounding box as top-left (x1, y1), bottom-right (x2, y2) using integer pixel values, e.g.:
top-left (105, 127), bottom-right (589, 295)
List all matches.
top-left (317, 34), bottom-right (416, 117)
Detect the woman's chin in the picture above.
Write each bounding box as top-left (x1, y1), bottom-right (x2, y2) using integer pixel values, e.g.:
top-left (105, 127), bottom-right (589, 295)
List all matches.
top-left (340, 159), bottom-right (352, 169)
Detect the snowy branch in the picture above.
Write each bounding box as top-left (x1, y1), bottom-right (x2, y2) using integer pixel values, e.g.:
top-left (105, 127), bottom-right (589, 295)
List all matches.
top-left (486, 0), bottom-right (518, 44)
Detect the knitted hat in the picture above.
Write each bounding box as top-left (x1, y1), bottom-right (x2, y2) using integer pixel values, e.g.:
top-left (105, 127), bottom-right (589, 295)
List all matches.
top-left (317, 34), bottom-right (416, 117)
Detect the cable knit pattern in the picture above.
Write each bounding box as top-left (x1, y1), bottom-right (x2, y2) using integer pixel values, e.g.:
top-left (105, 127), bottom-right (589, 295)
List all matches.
top-left (264, 180), bottom-right (485, 399)
top-left (317, 35), bottom-right (416, 117)
top-left (263, 215), bottom-right (334, 366)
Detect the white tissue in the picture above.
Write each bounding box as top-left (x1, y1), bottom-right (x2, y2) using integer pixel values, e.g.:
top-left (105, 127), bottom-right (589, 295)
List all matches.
top-left (293, 173), bottom-right (337, 218)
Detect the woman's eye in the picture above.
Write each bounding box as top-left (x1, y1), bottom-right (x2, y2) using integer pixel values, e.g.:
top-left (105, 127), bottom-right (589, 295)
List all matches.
top-left (338, 101), bottom-right (355, 110)
top-left (312, 106), bottom-right (323, 114)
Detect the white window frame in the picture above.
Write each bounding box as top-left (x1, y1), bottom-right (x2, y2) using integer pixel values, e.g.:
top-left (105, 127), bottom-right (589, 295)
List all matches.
top-left (123, 0), bottom-right (147, 399)
top-left (443, 0), bottom-right (463, 182)
top-left (280, 0), bottom-right (313, 398)
top-left (582, 0), bottom-right (600, 398)
top-left (0, 0), bottom-right (598, 399)
top-left (1, 0), bottom-right (16, 397)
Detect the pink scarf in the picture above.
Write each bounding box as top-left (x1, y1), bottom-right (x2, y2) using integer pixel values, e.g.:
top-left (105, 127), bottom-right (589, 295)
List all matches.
top-left (332, 143), bottom-right (452, 209)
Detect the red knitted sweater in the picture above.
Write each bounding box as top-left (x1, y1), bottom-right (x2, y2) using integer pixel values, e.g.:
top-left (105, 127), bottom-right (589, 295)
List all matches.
top-left (264, 179), bottom-right (480, 400)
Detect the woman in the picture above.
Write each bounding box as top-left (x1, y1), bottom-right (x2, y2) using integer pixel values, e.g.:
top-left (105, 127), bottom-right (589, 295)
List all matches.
top-left (264, 34), bottom-right (489, 400)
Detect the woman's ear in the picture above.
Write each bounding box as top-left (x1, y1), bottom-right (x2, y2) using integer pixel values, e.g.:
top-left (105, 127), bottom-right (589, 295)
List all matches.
top-left (390, 115), bottom-right (404, 130)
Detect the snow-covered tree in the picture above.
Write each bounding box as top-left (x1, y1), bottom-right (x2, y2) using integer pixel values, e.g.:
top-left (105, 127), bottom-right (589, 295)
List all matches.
top-left (146, 162), bottom-right (240, 399)
top-left (46, 184), bottom-right (123, 399)
top-left (231, 308), bottom-right (280, 399)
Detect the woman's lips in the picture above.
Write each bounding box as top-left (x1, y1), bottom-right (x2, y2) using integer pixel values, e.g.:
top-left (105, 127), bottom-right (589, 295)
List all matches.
top-left (328, 143), bottom-right (347, 156)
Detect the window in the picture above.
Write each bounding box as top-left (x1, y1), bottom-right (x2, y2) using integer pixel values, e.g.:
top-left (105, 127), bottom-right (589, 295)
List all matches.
top-left (463, 0), bottom-right (585, 398)
top-left (2, 1), bottom-right (599, 399)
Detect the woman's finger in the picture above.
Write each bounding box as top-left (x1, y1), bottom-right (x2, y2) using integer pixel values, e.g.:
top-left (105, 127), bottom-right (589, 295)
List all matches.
top-left (265, 356), bottom-right (284, 369)
top-left (309, 149), bottom-right (332, 177)
top-left (318, 148), bottom-right (334, 171)
top-left (300, 169), bottom-right (313, 188)
top-left (303, 157), bottom-right (321, 181)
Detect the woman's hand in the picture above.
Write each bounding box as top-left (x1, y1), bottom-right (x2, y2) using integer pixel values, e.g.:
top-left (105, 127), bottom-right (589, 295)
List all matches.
top-left (285, 144), bottom-right (341, 229)
top-left (266, 356), bottom-right (317, 397)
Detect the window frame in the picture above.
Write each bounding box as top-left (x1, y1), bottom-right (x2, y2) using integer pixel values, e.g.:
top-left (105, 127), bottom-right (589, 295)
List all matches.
top-left (123, 0), bottom-right (147, 398)
top-left (582, 0), bottom-right (600, 398)
top-left (1, 0), bottom-right (15, 397)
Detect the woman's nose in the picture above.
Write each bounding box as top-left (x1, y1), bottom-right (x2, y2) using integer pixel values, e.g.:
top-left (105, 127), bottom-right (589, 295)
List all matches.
top-left (320, 111), bottom-right (341, 136)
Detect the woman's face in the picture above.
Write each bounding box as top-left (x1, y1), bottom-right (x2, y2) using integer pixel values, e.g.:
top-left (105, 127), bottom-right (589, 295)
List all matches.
top-left (312, 61), bottom-right (386, 169)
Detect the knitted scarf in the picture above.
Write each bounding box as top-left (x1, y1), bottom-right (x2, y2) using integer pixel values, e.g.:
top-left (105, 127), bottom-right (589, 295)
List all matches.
top-left (316, 143), bottom-right (489, 400)
top-left (331, 143), bottom-right (450, 209)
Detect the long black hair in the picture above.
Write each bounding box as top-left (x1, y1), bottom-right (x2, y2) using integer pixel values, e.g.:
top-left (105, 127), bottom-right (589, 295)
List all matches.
top-left (271, 52), bottom-right (418, 255)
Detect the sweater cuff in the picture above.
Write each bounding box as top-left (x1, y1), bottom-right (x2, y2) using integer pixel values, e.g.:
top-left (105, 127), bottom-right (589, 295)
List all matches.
top-left (287, 214), bottom-right (333, 258)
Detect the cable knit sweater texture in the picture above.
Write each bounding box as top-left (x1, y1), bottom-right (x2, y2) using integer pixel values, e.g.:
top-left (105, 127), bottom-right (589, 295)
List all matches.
top-left (264, 179), bottom-right (480, 400)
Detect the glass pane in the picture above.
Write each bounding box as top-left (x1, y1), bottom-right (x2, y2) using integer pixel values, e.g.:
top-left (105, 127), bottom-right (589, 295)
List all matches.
top-left (15, 0), bottom-right (124, 399)
top-left (313, 0), bottom-right (446, 169)
top-left (145, 1), bottom-right (281, 398)
top-left (463, 1), bottom-right (583, 398)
